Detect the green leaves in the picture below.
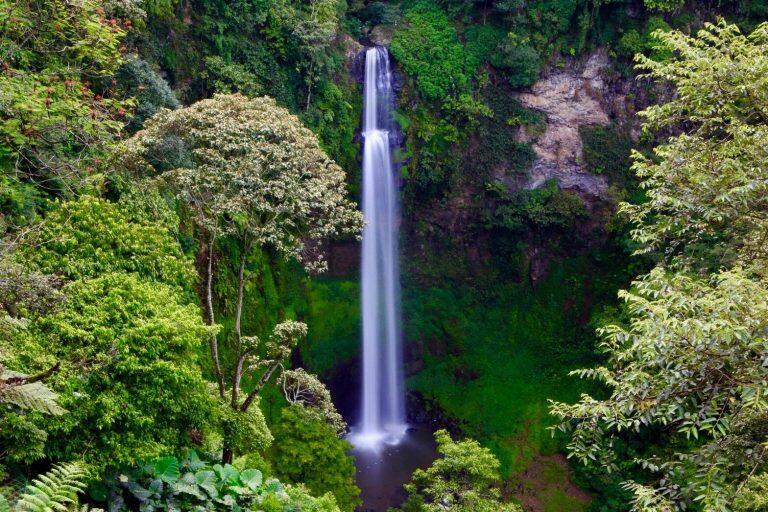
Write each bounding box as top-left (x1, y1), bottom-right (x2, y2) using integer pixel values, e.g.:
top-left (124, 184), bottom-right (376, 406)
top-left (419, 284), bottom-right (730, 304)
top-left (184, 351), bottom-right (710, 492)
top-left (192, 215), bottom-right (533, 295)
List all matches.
top-left (0, 0), bottom-right (129, 196)
top-left (149, 456), bottom-right (181, 483)
top-left (15, 462), bottom-right (89, 512)
top-left (239, 469), bottom-right (263, 491)
top-left (114, 452), bottom-right (337, 511)
top-left (399, 430), bottom-right (521, 512)
top-left (120, 93), bottom-right (363, 273)
top-left (194, 470), bottom-right (218, 497)
top-left (24, 196), bottom-right (196, 291)
top-left (550, 19), bottom-right (768, 511)
top-left (271, 405), bottom-right (359, 511)
top-left (390, 1), bottom-right (470, 101)
top-left (0, 370), bottom-right (65, 415)
top-left (31, 272), bottom-right (216, 474)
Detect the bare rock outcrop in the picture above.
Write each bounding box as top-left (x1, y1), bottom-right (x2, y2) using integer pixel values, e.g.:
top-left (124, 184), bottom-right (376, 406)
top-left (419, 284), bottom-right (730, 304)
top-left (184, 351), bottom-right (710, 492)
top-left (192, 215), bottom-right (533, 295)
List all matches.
top-left (517, 49), bottom-right (623, 200)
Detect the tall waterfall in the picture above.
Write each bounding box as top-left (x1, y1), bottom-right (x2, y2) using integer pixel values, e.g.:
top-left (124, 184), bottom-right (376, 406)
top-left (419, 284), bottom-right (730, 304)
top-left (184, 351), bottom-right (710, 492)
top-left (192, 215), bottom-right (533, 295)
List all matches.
top-left (352, 46), bottom-right (406, 449)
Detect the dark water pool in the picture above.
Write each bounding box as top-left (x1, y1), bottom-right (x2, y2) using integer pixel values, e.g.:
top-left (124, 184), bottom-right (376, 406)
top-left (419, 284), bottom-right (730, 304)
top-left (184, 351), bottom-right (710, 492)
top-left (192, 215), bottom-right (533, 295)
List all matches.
top-left (350, 425), bottom-right (438, 512)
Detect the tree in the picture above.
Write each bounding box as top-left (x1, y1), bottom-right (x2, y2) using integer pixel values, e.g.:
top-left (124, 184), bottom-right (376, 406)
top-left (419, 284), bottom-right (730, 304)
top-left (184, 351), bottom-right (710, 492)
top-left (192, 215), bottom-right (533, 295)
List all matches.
top-left (292, 0), bottom-right (345, 108)
top-left (23, 273), bottom-right (218, 474)
top-left (271, 405), bottom-right (360, 512)
top-left (0, 0), bottom-right (130, 196)
top-left (549, 21), bottom-right (768, 511)
top-left (116, 54), bottom-right (180, 132)
top-left (622, 20), bottom-right (768, 274)
top-left (23, 195), bottom-right (195, 290)
top-left (550, 268), bottom-right (768, 510)
top-left (399, 430), bottom-right (521, 512)
top-left (281, 368), bottom-right (345, 436)
top-left (120, 93), bottom-right (362, 462)
top-left (491, 34), bottom-right (541, 89)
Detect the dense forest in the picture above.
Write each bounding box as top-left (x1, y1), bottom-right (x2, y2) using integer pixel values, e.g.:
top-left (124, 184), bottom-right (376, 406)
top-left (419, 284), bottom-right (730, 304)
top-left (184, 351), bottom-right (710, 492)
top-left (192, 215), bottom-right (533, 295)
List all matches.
top-left (1, 0), bottom-right (768, 510)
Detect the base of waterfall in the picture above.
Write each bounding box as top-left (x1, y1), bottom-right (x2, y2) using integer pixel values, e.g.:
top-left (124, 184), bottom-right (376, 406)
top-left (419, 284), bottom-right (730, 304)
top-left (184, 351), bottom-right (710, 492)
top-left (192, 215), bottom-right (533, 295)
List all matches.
top-left (348, 423), bottom-right (409, 451)
top-left (350, 424), bottom-right (438, 511)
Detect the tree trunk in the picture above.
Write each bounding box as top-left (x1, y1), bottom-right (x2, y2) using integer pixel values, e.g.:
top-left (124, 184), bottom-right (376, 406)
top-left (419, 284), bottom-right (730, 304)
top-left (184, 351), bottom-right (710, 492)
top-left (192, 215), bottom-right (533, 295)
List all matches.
top-left (231, 248), bottom-right (248, 407)
top-left (222, 444), bottom-right (233, 464)
top-left (206, 232), bottom-right (225, 398)
top-left (240, 363), bottom-right (280, 412)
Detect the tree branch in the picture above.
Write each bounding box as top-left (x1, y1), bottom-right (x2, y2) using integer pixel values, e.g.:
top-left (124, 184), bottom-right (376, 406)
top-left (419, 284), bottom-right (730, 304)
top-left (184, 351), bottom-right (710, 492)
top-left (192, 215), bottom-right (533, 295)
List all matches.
top-left (205, 231), bottom-right (225, 399)
top-left (2, 362), bottom-right (60, 386)
top-left (240, 362), bottom-right (282, 412)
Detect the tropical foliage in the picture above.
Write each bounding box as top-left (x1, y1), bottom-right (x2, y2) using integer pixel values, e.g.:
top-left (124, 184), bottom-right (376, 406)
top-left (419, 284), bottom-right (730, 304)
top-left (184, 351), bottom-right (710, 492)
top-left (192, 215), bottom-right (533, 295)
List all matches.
top-left (550, 20), bottom-right (768, 511)
top-left (110, 451), bottom-right (341, 511)
top-left (399, 429), bottom-right (521, 512)
top-left (3, 0), bottom-right (768, 510)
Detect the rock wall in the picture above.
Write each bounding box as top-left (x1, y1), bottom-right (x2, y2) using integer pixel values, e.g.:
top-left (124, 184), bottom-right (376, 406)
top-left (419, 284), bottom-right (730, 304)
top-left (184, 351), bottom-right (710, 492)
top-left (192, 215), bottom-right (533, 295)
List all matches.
top-left (516, 49), bottom-right (639, 202)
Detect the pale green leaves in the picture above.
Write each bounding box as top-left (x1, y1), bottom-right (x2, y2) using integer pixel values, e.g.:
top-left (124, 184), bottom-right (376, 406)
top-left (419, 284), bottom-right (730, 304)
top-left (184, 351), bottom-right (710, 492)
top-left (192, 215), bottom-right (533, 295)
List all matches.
top-left (119, 94), bottom-right (363, 273)
top-left (15, 462), bottom-right (89, 512)
top-left (0, 369), bottom-right (64, 415)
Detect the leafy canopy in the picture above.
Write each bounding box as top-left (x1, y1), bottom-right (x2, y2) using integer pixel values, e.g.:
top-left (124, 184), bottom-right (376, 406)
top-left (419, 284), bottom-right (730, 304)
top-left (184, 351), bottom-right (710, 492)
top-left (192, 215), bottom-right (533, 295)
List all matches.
top-left (24, 195), bottom-right (195, 290)
top-left (31, 273), bottom-right (217, 474)
top-left (0, 0), bottom-right (129, 195)
top-left (271, 405), bottom-right (360, 512)
top-left (390, 1), bottom-right (470, 101)
top-left (550, 20), bottom-right (768, 511)
top-left (623, 20), bottom-right (768, 273)
top-left (399, 429), bottom-right (520, 512)
top-left (120, 93), bottom-right (363, 272)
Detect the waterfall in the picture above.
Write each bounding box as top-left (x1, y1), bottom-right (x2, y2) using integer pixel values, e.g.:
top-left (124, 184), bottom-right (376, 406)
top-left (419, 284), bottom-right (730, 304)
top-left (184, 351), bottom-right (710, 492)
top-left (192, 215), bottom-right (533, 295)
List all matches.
top-left (351, 46), bottom-right (406, 449)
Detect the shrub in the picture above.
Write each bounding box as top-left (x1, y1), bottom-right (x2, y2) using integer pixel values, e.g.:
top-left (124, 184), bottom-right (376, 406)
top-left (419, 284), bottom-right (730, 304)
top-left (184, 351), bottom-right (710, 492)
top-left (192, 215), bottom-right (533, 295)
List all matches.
top-left (399, 429), bottom-right (521, 512)
top-left (25, 196), bottom-right (195, 292)
top-left (580, 124), bottom-right (632, 184)
top-left (32, 273), bottom-right (217, 474)
top-left (110, 451), bottom-right (341, 511)
top-left (492, 35), bottom-right (542, 89)
top-left (271, 406), bottom-right (360, 511)
top-left (117, 55), bottom-right (180, 132)
top-left (390, 1), bottom-right (470, 101)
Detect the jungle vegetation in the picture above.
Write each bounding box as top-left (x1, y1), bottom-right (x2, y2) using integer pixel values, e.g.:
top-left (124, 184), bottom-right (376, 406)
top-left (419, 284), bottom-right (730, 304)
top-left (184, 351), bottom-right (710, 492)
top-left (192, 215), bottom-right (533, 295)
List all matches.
top-left (1, 0), bottom-right (768, 510)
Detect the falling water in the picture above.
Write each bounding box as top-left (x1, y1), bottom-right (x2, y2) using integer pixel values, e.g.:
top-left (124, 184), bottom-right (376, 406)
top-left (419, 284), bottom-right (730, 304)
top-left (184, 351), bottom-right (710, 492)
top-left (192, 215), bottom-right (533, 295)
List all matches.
top-left (351, 46), bottom-right (406, 450)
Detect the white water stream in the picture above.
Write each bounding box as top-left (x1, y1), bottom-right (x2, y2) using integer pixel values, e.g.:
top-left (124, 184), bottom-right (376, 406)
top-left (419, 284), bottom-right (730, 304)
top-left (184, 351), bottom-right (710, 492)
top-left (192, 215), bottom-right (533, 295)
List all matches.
top-left (350, 46), bottom-right (407, 450)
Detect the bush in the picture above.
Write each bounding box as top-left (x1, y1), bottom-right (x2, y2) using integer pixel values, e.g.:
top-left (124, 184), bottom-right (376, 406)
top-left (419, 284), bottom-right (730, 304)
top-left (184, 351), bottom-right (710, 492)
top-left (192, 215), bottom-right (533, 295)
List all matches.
top-left (492, 35), bottom-right (542, 89)
top-left (399, 429), bottom-right (521, 512)
top-left (25, 196), bottom-right (196, 292)
top-left (31, 273), bottom-right (217, 474)
top-left (483, 180), bottom-right (588, 233)
top-left (203, 55), bottom-right (264, 97)
top-left (271, 405), bottom-right (360, 511)
top-left (390, 1), bottom-right (470, 101)
top-left (117, 55), bottom-right (180, 132)
top-left (110, 451), bottom-right (341, 511)
top-left (580, 124), bottom-right (632, 184)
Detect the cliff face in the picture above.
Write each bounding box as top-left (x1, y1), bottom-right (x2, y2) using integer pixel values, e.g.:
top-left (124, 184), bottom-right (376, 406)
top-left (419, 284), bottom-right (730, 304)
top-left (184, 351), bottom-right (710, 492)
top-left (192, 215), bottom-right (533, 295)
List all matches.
top-left (518, 50), bottom-right (614, 199)
top-left (332, 46), bottom-right (643, 285)
top-left (399, 49), bottom-right (643, 285)
top-left (517, 49), bottom-right (645, 202)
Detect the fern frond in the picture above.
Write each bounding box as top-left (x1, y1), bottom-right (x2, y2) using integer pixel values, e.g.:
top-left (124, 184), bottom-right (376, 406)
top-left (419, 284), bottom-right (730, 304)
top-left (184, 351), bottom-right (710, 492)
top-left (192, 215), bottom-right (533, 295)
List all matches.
top-left (0, 492), bottom-right (9, 512)
top-left (0, 371), bottom-right (65, 415)
top-left (16, 462), bottom-right (88, 512)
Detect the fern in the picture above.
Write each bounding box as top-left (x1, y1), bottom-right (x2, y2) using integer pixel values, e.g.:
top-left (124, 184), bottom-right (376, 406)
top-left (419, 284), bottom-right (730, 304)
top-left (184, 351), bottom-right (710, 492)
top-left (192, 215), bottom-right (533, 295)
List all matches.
top-left (15, 462), bottom-right (88, 512)
top-left (0, 370), bottom-right (65, 415)
top-left (0, 493), bottom-right (9, 512)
